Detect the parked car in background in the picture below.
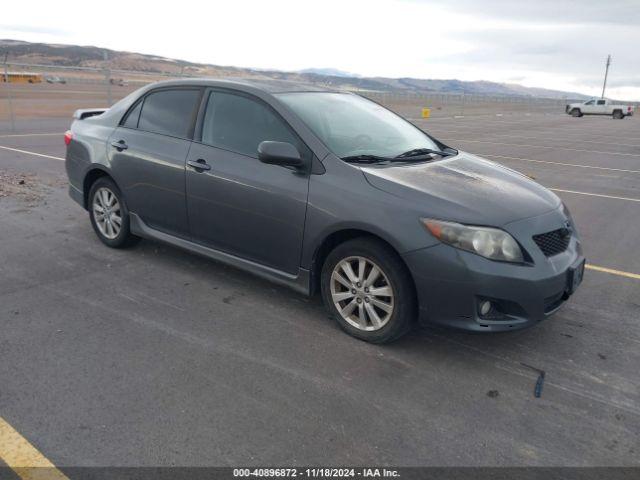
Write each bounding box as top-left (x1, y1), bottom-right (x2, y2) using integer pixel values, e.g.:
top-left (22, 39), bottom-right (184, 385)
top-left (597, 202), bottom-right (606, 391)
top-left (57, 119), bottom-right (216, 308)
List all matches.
top-left (64, 79), bottom-right (585, 343)
top-left (566, 99), bottom-right (634, 119)
top-left (45, 76), bottom-right (66, 84)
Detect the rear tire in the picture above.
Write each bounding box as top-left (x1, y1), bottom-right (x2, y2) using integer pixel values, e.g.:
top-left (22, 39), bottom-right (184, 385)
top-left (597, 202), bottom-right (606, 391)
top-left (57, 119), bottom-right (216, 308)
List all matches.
top-left (88, 177), bottom-right (140, 249)
top-left (613, 110), bottom-right (624, 119)
top-left (320, 237), bottom-right (416, 344)
top-left (571, 109), bottom-right (582, 117)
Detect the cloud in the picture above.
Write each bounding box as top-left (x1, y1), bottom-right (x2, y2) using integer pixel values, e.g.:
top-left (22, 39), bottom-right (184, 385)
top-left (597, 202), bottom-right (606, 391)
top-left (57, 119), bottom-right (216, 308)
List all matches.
top-left (1, 0), bottom-right (639, 99)
top-left (424, 0), bottom-right (640, 25)
top-left (0, 25), bottom-right (68, 36)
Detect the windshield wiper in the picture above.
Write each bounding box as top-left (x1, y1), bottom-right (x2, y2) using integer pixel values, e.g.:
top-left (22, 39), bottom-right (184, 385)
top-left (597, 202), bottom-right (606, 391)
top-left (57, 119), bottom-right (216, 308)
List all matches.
top-left (341, 154), bottom-right (394, 163)
top-left (342, 148), bottom-right (457, 164)
top-left (395, 148), bottom-right (457, 159)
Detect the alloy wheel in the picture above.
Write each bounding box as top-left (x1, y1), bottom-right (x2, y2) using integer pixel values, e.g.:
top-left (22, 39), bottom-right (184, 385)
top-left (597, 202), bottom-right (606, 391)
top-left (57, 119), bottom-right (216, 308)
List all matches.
top-left (330, 256), bottom-right (394, 331)
top-left (92, 187), bottom-right (122, 240)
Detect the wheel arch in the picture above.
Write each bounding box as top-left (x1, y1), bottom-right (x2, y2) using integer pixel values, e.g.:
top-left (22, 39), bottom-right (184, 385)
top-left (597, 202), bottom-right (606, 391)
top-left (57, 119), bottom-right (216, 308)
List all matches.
top-left (309, 228), bottom-right (417, 297)
top-left (83, 167), bottom-right (114, 209)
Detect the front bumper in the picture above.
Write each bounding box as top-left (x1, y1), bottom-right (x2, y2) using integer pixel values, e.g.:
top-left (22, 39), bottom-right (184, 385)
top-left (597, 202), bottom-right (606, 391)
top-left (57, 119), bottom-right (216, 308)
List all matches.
top-left (402, 208), bottom-right (585, 332)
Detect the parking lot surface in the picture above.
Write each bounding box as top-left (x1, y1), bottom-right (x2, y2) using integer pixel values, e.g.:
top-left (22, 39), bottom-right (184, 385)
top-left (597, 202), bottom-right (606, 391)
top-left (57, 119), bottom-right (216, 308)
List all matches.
top-left (0, 112), bottom-right (639, 468)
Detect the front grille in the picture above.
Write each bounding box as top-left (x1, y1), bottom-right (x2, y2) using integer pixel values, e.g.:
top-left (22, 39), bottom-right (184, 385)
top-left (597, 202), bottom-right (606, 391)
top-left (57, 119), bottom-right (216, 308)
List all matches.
top-left (533, 228), bottom-right (571, 257)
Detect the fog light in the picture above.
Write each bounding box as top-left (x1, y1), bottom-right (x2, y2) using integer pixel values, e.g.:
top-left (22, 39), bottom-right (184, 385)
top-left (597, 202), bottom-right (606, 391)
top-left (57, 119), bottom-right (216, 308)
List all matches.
top-left (479, 301), bottom-right (492, 316)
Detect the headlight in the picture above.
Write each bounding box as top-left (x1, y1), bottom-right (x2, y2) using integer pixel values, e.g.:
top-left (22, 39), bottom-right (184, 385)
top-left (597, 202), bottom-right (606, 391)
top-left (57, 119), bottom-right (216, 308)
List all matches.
top-left (562, 202), bottom-right (574, 226)
top-left (421, 218), bottom-right (524, 263)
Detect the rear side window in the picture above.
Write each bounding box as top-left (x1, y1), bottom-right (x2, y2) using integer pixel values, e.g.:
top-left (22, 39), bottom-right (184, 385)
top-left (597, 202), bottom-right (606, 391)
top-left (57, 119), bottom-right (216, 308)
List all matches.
top-left (597, 100), bottom-right (605, 105)
top-left (122, 100), bottom-right (142, 128)
top-left (201, 91), bottom-right (300, 158)
top-left (138, 89), bottom-right (201, 138)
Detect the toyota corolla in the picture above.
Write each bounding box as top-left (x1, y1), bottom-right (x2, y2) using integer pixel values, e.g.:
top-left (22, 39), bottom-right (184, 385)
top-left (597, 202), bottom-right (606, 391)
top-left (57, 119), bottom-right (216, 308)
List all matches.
top-left (64, 79), bottom-right (585, 343)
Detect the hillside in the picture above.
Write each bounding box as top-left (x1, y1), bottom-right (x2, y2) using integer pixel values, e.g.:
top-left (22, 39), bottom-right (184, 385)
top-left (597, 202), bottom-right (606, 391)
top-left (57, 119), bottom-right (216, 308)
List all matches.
top-left (0, 39), bottom-right (589, 99)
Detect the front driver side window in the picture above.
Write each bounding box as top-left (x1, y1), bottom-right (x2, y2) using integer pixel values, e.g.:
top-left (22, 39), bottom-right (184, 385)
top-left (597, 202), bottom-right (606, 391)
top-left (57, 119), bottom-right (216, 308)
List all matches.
top-left (201, 91), bottom-right (301, 158)
top-left (585, 100), bottom-right (595, 105)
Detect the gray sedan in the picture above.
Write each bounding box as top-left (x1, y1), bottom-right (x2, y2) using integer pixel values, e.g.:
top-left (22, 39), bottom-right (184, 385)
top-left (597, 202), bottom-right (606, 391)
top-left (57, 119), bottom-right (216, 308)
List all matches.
top-left (64, 79), bottom-right (585, 343)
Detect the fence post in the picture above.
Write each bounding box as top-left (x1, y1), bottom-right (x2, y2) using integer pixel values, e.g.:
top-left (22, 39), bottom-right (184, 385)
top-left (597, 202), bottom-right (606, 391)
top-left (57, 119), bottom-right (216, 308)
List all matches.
top-left (103, 51), bottom-right (112, 107)
top-left (3, 60), bottom-right (16, 132)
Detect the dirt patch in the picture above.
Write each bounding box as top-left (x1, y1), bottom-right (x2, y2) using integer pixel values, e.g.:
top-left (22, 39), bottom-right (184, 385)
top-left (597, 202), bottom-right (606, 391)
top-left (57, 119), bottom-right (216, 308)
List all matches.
top-left (0, 170), bottom-right (50, 207)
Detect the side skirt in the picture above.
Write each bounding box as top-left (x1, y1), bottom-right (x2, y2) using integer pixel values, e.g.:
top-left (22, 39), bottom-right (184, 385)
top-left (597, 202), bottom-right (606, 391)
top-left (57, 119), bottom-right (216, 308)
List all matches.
top-left (129, 213), bottom-right (312, 296)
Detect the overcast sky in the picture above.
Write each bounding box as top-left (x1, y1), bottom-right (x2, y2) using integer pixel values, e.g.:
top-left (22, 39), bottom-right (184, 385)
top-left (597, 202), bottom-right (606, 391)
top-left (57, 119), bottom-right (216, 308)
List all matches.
top-left (2, 0), bottom-right (639, 99)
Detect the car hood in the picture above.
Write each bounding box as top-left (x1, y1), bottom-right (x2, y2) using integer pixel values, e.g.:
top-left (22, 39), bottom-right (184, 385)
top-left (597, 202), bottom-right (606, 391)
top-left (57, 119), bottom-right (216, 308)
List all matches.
top-left (361, 152), bottom-right (561, 226)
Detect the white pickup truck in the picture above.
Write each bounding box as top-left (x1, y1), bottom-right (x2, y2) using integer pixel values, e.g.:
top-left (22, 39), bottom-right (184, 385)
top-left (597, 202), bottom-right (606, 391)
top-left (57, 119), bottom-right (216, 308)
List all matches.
top-left (566, 99), bottom-right (634, 119)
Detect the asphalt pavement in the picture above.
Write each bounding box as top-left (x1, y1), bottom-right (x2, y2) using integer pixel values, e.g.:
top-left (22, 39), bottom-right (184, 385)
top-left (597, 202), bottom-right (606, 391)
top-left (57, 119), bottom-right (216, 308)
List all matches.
top-left (0, 113), bottom-right (638, 469)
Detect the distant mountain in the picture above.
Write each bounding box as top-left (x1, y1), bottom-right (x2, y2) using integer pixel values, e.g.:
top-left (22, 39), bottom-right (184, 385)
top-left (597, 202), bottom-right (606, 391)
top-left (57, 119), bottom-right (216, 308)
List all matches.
top-left (299, 68), bottom-right (360, 78)
top-left (0, 39), bottom-right (589, 99)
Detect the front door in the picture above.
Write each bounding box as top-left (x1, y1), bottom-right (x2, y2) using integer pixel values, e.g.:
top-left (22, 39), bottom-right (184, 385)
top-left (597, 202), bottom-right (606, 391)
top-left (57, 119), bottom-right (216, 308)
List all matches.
top-left (185, 90), bottom-right (311, 275)
top-left (582, 100), bottom-right (596, 114)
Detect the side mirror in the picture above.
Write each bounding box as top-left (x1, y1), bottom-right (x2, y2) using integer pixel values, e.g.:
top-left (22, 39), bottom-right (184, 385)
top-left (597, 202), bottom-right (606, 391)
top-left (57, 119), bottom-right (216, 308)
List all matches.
top-left (258, 141), bottom-right (304, 168)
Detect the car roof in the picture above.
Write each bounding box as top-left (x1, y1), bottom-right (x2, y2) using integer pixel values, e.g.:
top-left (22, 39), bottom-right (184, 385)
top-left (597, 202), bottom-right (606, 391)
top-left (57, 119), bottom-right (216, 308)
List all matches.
top-left (145, 77), bottom-right (341, 94)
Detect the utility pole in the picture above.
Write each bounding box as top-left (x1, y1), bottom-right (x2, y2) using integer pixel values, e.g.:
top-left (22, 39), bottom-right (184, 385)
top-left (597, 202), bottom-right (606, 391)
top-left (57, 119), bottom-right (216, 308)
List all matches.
top-left (3, 50), bottom-right (16, 132)
top-left (103, 51), bottom-right (112, 107)
top-left (601, 54), bottom-right (611, 99)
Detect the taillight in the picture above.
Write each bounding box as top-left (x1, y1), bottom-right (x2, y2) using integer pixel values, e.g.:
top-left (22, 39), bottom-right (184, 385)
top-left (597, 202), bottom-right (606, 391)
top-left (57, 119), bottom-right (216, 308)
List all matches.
top-left (64, 130), bottom-right (73, 146)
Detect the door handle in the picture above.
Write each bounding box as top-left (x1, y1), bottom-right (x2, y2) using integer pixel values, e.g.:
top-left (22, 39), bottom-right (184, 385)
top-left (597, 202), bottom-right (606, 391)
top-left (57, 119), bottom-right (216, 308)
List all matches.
top-left (187, 159), bottom-right (211, 171)
top-left (111, 140), bottom-right (128, 151)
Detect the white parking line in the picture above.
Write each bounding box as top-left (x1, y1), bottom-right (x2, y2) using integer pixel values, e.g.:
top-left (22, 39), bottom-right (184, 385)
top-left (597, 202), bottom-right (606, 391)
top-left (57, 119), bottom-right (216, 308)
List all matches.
top-left (423, 119), bottom-right (640, 133)
top-left (0, 144), bottom-right (64, 161)
top-left (3, 144), bottom-right (640, 204)
top-left (439, 138), bottom-right (640, 157)
top-left (424, 126), bottom-right (640, 143)
top-left (0, 133), bottom-right (62, 138)
top-left (550, 188), bottom-right (640, 203)
top-left (418, 119), bottom-right (640, 138)
top-left (421, 129), bottom-right (640, 148)
top-left (483, 154), bottom-right (640, 174)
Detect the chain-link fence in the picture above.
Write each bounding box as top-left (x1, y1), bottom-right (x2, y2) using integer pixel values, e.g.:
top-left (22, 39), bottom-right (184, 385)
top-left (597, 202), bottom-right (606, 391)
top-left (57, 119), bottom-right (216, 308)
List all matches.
top-left (361, 91), bottom-right (578, 119)
top-left (0, 61), bottom-right (630, 133)
top-left (1, 62), bottom-right (180, 132)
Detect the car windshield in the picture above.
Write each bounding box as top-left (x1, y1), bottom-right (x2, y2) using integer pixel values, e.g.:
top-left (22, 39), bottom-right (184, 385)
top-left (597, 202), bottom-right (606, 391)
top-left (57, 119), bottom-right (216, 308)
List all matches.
top-left (277, 92), bottom-right (441, 159)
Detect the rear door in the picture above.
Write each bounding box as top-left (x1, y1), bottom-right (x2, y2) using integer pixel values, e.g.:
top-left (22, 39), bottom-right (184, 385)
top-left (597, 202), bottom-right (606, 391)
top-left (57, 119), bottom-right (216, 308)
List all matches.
top-left (108, 87), bottom-right (202, 238)
top-left (596, 99), bottom-right (607, 114)
top-left (185, 89), bottom-right (311, 275)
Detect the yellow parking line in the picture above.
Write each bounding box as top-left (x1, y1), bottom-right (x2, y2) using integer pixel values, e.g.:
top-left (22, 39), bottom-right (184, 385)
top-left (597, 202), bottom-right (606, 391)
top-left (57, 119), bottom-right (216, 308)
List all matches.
top-left (550, 188), bottom-right (640, 203)
top-left (0, 145), bottom-right (64, 161)
top-left (586, 264), bottom-right (640, 280)
top-left (0, 417), bottom-right (69, 480)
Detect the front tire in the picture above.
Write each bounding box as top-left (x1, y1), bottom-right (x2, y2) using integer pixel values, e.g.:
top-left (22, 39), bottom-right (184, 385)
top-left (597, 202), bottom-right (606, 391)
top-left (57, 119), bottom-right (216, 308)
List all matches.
top-left (88, 177), bottom-right (139, 248)
top-left (571, 108), bottom-right (582, 117)
top-left (320, 237), bottom-right (416, 344)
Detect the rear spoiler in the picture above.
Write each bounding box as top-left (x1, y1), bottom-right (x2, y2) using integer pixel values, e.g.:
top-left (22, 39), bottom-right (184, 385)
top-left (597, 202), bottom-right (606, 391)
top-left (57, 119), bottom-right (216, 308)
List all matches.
top-left (73, 108), bottom-right (108, 120)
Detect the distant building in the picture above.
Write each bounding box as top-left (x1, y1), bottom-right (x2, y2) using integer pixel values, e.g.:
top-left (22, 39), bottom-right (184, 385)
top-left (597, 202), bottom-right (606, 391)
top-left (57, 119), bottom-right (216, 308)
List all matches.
top-left (1, 72), bottom-right (43, 83)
